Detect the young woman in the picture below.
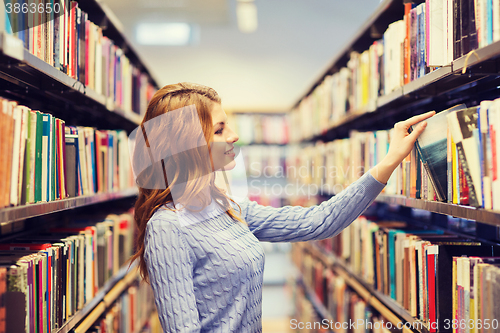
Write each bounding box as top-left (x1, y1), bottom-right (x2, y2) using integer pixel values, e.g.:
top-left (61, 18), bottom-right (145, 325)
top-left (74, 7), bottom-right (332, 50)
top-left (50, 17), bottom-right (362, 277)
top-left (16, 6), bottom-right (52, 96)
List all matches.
top-left (130, 82), bottom-right (434, 332)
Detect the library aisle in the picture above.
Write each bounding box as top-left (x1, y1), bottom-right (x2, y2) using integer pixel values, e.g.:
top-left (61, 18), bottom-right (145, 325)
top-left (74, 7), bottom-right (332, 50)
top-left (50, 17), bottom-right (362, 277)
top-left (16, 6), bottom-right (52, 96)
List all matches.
top-left (261, 245), bottom-right (295, 333)
top-left (3, 0), bottom-right (500, 332)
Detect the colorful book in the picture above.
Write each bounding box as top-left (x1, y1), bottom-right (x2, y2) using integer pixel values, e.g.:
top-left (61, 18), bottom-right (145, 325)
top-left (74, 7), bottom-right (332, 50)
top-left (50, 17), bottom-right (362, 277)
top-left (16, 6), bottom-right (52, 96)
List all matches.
top-left (447, 107), bottom-right (482, 207)
top-left (411, 104), bottom-right (466, 202)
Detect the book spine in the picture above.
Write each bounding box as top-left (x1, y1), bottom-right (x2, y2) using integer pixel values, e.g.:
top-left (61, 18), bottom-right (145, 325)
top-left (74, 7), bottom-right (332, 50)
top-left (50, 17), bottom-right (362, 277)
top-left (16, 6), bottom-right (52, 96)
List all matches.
top-left (51, 115), bottom-right (56, 202)
top-left (461, 0), bottom-right (471, 55)
top-left (426, 0), bottom-right (430, 66)
top-left (448, 126), bottom-right (453, 203)
top-left (416, 6), bottom-right (422, 80)
top-left (416, 148), bottom-right (422, 199)
top-left (492, 102), bottom-right (500, 210)
top-left (456, 141), bottom-right (480, 206)
top-left (454, 0), bottom-right (462, 59)
top-left (458, 158), bottom-right (470, 205)
top-left (428, 246), bottom-right (437, 333)
top-left (469, 0), bottom-right (478, 50)
top-left (452, 135), bottom-right (459, 204)
top-left (419, 4), bottom-right (426, 78)
top-left (493, 0), bottom-right (500, 41)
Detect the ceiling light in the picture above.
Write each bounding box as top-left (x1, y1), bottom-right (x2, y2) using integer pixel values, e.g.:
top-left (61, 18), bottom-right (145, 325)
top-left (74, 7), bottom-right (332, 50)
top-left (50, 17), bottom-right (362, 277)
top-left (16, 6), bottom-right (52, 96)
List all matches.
top-left (237, 2), bottom-right (258, 33)
top-left (136, 23), bottom-right (192, 46)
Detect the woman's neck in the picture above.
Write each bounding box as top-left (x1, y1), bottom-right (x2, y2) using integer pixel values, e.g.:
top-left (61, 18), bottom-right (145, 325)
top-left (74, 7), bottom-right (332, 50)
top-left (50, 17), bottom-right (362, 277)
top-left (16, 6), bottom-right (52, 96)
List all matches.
top-left (184, 187), bottom-right (212, 209)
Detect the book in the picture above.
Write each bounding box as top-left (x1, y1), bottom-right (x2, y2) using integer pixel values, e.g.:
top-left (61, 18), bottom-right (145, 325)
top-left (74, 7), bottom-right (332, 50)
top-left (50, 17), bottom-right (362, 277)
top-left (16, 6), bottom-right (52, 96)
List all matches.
top-left (454, 0), bottom-right (462, 58)
top-left (64, 132), bottom-right (78, 198)
top-left (410, 104), bottom-right (466, 202)
top-left (24, 110), bottom-right (37, 204)
top-left (428, 0), bottom-right (446, 67)
top-left (34, 111), bottom-right (43, 203)
top-left (447, 107), bottom-right (482, 207)
top-left (9, 105), bottom-right (22, 207)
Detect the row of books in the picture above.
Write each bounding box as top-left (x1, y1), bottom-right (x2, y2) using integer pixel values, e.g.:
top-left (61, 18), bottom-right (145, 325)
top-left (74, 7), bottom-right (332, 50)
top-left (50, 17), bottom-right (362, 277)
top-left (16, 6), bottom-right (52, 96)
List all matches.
top-left (290, 246), bottom-right (392, 333)
top-left (241, 145), bottom-right (287, 178)
top-left (285, 138), bottom-right (385, 195)
top-left (88, 281), bottom-right (158, 333)
top-left (289, 280), bottom-right (326, 333)
top-left (287, 99), bottom-right (500, 210)
top-left (1, 0), bottom-right (156, 115)
top-left (0, 211), bottom-right (135, 333)
top-left (0, 97), bottom-right (134, 209)
top-left (315, 216), bottom-right (500, 333)
top-left (453, 256), bottom-right (500, 333)
top-left (228, 113), bottom-right (289, 145)
top-left (290, 0), bottom-right (496, 141)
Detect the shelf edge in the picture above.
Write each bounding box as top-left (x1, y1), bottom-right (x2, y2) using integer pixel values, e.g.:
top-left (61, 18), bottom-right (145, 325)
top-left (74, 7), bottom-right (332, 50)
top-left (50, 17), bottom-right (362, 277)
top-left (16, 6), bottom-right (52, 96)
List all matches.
top-left (0, 188), bottom-right (138, 223)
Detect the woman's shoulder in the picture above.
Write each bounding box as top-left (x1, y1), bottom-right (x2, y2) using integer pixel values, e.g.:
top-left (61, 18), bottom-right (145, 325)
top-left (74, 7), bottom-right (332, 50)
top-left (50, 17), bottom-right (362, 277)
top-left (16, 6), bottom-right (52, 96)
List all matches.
top-left (144, 207), bottom-right (186, 245)
top-left (147, 206), bottom-right (180, 228)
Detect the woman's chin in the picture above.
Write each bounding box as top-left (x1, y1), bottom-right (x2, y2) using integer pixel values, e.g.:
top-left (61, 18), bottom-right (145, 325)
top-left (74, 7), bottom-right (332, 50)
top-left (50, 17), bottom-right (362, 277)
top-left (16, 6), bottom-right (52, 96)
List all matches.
top-left (219, 158), bottom-right (236, 171)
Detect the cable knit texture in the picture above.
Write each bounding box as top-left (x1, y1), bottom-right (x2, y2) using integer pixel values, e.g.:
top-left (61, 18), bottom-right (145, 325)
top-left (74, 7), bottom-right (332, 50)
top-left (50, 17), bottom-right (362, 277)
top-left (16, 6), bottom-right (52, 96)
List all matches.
top-left (144, 172), bottom-right (386, 332)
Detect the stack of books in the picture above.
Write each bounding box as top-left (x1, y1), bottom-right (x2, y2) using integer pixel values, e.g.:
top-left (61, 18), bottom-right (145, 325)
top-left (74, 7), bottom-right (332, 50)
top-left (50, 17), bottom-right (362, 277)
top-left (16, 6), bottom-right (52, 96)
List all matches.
top-left (0, 97), bottom-right (134, 209)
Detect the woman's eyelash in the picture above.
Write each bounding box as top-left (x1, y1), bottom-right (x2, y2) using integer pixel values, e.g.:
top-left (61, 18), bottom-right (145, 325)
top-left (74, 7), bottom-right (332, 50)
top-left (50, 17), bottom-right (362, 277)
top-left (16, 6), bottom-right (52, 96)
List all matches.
top-left (215, 128), bottom-right (223, 134)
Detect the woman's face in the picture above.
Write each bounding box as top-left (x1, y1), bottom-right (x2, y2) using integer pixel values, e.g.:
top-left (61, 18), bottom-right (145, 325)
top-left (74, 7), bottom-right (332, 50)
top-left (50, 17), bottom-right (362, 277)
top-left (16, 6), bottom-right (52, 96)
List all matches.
top-left (210, 103), bottom-right (239, 171)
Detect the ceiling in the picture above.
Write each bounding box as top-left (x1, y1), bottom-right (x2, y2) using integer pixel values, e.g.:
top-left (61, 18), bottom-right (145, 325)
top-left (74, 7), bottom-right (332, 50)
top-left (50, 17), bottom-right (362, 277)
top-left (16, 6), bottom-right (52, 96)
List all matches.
top-left (102, 0), bottom-right (381, 112)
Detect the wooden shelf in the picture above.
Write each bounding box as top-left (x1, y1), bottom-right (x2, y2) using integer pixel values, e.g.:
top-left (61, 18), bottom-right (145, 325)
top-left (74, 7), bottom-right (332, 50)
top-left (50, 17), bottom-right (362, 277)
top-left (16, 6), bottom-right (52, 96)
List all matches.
top-left (0, 188), bottom-right (138, 224)
top-left (452, 39), bottom-right (500, 73)
top-left (56, 262), bottom-right (139, 333)
top-left (297, 277), bottom-right (335, 333)
top-left (318, 184), bottom-right (500, 227)
top-left (375, 194), bottom-right (500, 227)
top-left (376, 87), bottom-right (404, 108)
top-left (402, 66), bottom-right (452, 96)
top-left (298, 242), bottom-right (426, 333)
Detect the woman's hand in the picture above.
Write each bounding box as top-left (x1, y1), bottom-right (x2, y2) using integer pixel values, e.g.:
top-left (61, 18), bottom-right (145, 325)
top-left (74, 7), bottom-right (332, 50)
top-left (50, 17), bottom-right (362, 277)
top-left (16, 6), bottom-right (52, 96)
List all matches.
top-left (370, 111), bottom-right (436, 184)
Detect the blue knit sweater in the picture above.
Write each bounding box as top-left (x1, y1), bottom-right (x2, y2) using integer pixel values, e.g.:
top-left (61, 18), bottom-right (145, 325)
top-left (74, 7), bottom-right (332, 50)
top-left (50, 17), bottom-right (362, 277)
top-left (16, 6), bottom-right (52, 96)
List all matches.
top-left (144, 172), bottom-right (386, 332)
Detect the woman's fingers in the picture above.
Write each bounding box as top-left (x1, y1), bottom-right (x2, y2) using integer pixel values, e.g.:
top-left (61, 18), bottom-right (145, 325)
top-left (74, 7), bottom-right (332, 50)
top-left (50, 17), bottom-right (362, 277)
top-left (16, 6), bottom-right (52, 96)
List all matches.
top-left (401, 110), bottom-right (436, 128)
top-left (407, 120), bottom-right (428, 142)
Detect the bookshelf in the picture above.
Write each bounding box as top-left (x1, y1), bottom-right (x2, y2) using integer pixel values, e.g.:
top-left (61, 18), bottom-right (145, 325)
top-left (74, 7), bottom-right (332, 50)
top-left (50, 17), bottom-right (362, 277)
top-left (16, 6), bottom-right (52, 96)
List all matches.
top-left (297, 242), bottom-right (426, 333)
top-left (0, 0), bottom-right (159, 332)
top-left (375, 194), bottom-right (500, 226)
top-left (0, 32), bottom-right (145, 132)
top-left (56, 263), bottom-right (137, 333)
top-left (290, 0), bottom-right (500, 331)
top-left (297, 277), bottom-right (335, 333)
top-left (297, 5), bottom-right (500, 144)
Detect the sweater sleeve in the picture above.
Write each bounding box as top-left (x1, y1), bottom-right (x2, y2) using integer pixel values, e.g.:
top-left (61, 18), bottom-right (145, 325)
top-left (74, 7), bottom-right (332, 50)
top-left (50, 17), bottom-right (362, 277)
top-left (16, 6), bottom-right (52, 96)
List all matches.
top-left (144, 217), bottom-right (201, 332)
top-left (237, 171), bottom-right (386, 242)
